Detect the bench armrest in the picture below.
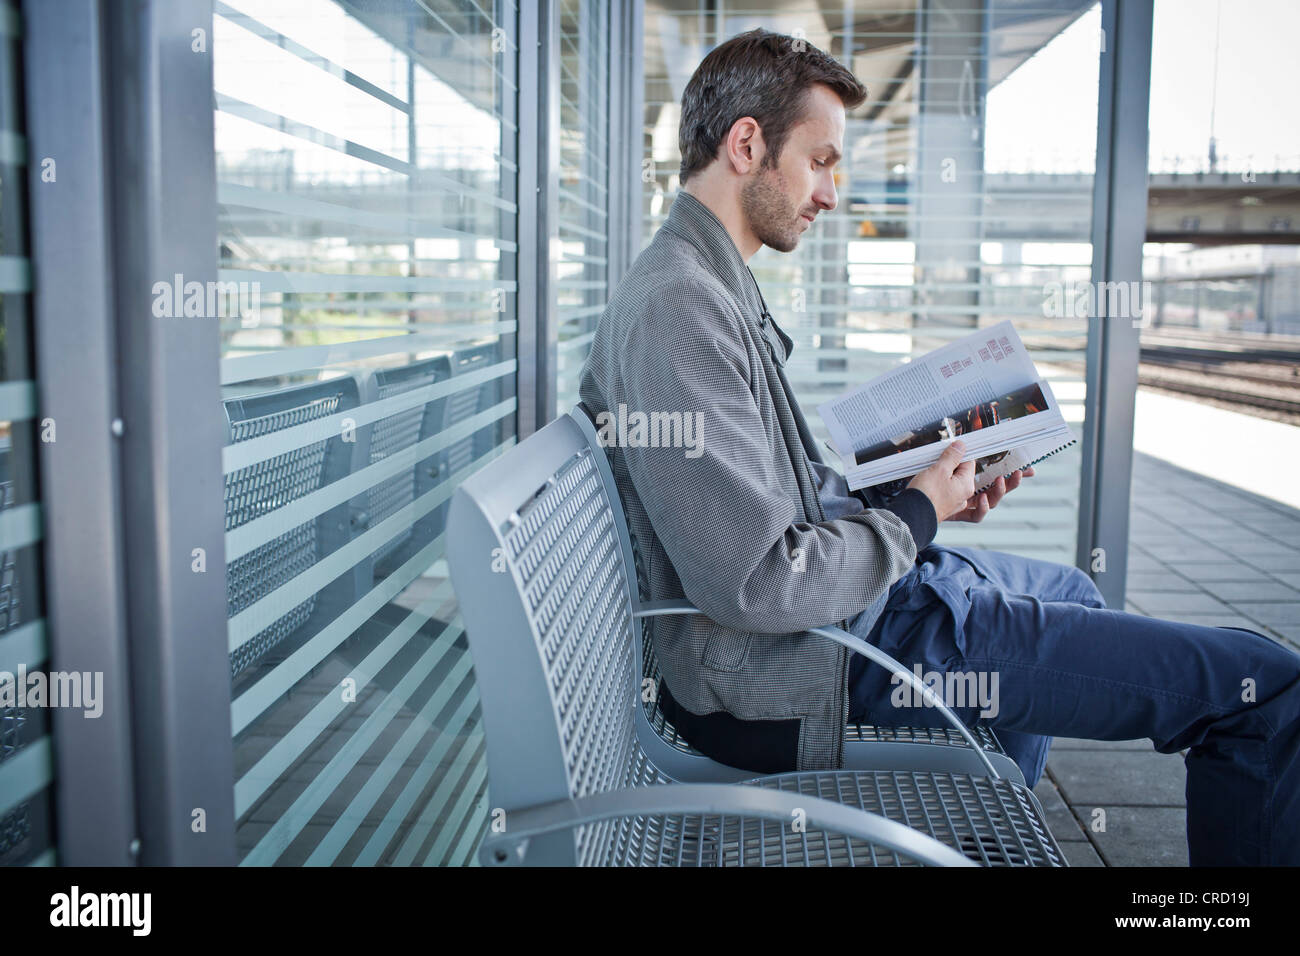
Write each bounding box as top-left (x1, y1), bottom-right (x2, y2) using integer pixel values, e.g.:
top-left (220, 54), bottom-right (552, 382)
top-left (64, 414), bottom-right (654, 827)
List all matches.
top-left (633, 603), bottom-right (1000, 779)
top-left (808, 624), bottom-right (1000, 778)
top-left (480, 782), bottom-right (975, 867)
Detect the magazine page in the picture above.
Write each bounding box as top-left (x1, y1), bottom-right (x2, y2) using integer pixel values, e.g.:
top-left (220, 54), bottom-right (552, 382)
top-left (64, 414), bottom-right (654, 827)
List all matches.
top-left (817, 321), bottom-right (1075, 490)
top-left (842, 379), bottom-right (1073, 488)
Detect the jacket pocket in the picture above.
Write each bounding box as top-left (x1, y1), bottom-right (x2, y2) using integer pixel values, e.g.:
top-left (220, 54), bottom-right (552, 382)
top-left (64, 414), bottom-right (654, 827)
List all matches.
top-left (701, 623), bottom-right (753, 672)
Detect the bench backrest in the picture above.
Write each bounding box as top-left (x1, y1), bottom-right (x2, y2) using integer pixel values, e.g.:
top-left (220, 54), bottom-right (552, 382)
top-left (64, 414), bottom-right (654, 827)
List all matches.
top-left (364, 355), bottom-right (453, 575)
top-left (447, 409), bottom-right (646, 864)
top-left (223, 376), bottom-right (364, 679)
top-left (443, 342), bottom-right (503, 478)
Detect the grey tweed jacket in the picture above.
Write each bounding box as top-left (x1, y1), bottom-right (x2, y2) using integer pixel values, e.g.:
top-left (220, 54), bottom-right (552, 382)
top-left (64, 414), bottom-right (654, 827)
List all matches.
top-left (578, 190), bottom-right (935, 771)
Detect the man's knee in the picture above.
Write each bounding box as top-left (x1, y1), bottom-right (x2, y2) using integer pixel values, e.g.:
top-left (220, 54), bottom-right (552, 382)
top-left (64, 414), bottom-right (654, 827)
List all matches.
top-left (1068, 566), bottom-right (1106, 608)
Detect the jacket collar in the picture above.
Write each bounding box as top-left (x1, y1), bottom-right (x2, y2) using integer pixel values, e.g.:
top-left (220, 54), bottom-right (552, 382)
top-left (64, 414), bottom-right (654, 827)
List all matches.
top-left (662, 189), bottom-right (794, 366)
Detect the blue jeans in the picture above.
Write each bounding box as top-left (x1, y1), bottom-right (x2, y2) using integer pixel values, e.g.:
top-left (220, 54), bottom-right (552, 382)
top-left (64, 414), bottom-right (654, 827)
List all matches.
top-left (846, 543), bottom-right (1300, 866)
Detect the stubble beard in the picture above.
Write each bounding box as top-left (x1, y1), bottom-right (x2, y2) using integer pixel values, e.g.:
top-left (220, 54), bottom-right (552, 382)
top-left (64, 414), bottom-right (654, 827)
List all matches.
top-left (741, 160), bottom-right (803, 253)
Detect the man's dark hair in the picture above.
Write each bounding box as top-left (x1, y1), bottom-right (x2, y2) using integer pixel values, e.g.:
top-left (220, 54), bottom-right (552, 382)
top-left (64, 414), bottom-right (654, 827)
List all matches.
top-left (678, 28), bottom-right (867, 183)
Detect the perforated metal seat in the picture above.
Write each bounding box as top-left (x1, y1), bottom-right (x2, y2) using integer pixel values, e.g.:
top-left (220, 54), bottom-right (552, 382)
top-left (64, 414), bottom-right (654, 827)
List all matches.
top-left (0, 442), bottom-right (30, 857)
top-left (448, 409), bottom-right (1066, 867)
top-left (362, 356), bottom-right (453, 579)
top-left (223, 378), bottom-right (370, 683)
top-left (441, 342), bottom-right (503, 481)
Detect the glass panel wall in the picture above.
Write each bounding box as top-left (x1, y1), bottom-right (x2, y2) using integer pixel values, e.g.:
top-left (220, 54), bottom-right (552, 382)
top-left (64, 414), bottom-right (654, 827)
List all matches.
top-left (213, 0), bottom-right (518, 865)
top-left (642, 0), bottom-right (1102, 562)
top-left (0, 0), bottom-right (54, 867)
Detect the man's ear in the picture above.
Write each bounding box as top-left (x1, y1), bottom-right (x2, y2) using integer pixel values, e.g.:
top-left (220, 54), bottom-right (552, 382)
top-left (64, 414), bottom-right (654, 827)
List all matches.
top-left (725, 116), bottom-right (764, 174)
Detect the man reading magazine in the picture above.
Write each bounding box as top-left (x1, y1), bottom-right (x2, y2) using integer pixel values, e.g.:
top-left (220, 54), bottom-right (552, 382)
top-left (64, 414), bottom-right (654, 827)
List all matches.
top-left (577, 28), bottom-right (1300, 865)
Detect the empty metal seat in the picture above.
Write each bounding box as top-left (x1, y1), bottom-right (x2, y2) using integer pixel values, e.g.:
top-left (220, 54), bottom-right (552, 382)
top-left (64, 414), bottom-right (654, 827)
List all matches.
top-left (361, 355), bottom-right (453, 579)
top-left (222, 377), bottom-right (369, 682)
top-left (441, 342), bottom-right (504, 481)
top-left (447, 408), bottom-right (1066, 866)
top-left (0, 442), bottom-right (29, 857)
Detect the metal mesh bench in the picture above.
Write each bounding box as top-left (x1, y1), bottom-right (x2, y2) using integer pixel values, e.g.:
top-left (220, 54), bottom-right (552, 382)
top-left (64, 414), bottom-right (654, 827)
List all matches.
top-left (442, 342), bottom-right (503, 482)
top-left (447, 408), bottom-right (1066, 866)
top-left (223, 377), bottom-right (370, 682)
top-left (361, 355), bottom-right (453, 579)
top-left (0, 448), bottom-right (30, 857)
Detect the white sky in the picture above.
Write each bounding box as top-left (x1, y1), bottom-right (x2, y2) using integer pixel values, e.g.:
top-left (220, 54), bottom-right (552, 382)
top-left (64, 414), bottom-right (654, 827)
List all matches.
top-left (987, 0), bottom-right (1300, 173)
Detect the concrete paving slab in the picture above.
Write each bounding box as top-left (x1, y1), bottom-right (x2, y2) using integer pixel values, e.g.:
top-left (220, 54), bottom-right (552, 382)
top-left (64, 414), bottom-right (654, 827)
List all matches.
top-left (1126, 590), bottom-right (1234, 615)
top-left (1202, 580), bottom-right (1300, 602)
top-left (1047, 749), bottom-right (1187, 808)
top-left (1167, 561), bottom-right (1264, 581)
top-left (1126, 570), bottom-right (1201, 592)
top-left (1059, 839), bottom-right (1105, 866)
top-left (1051, 737), bottom-right (1155, 751)
top-left (1230, 602), bottom-right (1300, 626)
top-left (1148, 612), bottom-right (1264, 630)
top-left (1072, 806), bottom-right (1189, 867)
top-left (1033, 777), bottom-right (1088, 841)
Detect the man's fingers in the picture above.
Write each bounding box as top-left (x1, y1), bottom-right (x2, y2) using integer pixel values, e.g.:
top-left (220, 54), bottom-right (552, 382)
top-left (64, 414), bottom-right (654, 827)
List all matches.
top-left (936, 440), bottom-right (966, 470)
top-left (985, 475), bottom-right (1007, 507)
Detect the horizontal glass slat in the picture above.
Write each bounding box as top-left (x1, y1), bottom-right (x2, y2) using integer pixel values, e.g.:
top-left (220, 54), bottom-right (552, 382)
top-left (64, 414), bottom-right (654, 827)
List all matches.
top-left (236, 589), bottom-right (463, 827)
top-left (216, 2), bottom-right (412, 114)
top-left (230, 441), bottom-right (512, 735)
top-left (221, 359), bottom-right (514, 474)
top-left (303, 674), bottom-right (480, 866)
top-left (218, 183), bottom-right (519, 239)
top-left (219, 330), bottom-right (515, 385)
top-left (404, 738), bottom-right (486, 866)
top-left (352, 727), bottom-right (483, 867)
top-left (0, 620), bottom-right (46, 673)
top-left (0, 503), bottom-right (40, 553)
top-left (0, 255), bottom-right (30, 293)
top-left (0, 381), bottom-right (36, 423)
top-left (218, 268), bottom-right (513, 296)
top-left (225, 400), bottom-right (512, 561)
top-left (226, 425), bottom-right (514, 651)
top-left (0, 737), bottom-right (52, 817)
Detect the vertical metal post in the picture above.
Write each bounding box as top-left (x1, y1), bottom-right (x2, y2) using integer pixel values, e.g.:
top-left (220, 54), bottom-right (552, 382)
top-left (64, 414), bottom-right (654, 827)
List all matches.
top-left (23, 0), bottom-right (138, 866)
top-left (1076, 0), bottom-right (1154, 608)
top-left (517, 0), bottom-right (560, 435)
top-left (626, 0), bottom-right (645, 275)
top-left (608, 0), bottom-right (645, 287)
top-left (101, 0), bottom-right (236, 865)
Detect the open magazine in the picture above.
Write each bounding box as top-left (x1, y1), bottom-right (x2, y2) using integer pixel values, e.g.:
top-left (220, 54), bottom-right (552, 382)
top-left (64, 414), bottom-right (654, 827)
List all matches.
top-left (817, 320), bottom-right (1077, 492)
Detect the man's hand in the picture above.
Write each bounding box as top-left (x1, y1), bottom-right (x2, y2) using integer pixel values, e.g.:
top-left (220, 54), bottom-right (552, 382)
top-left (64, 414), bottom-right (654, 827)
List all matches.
top-left (905, 441), bottom-right (976, 523)
top-left (943, 466), bottom-right (1035, 523)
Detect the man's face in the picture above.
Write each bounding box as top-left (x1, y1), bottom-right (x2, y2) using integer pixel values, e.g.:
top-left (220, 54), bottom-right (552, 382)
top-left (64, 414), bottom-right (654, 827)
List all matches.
top-left (740, 82), bottom-right (844, 253)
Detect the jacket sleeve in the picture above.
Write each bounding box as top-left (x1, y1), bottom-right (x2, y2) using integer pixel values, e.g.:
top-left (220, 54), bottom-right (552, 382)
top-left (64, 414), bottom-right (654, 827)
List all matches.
top-left (810, 459), bottom-right (938, 551)
top-left (615, 279), bottom-right (921, 635)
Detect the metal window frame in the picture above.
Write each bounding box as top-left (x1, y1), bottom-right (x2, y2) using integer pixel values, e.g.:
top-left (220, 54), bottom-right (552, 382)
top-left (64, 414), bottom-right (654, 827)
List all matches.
top-left (517, 0), bottom-right (560, 438)
top-left (25, 0), bottom-right (236, 865)
top-left (608, 0), bottom-right (644, 289)
top-left (102, 0), bottom-right (236, 867)
top-left (22, 0), bottom-right (138, 867)
top-left (1076, 0), bottom-right (1154, 608)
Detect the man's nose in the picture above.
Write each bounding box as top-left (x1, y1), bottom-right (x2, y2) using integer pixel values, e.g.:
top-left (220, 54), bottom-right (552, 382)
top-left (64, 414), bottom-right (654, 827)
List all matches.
top-left (814, 174), bottom-right (837, 212)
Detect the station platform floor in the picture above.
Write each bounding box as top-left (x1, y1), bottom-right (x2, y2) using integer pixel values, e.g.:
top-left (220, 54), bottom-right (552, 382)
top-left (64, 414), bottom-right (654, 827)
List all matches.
top-left (1038, 387), bottom-right (1300, 865)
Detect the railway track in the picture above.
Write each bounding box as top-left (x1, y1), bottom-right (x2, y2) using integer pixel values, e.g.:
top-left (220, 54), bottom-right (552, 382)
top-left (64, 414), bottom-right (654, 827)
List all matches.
top-left (1137, 329), bottom-right (1300, 422)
